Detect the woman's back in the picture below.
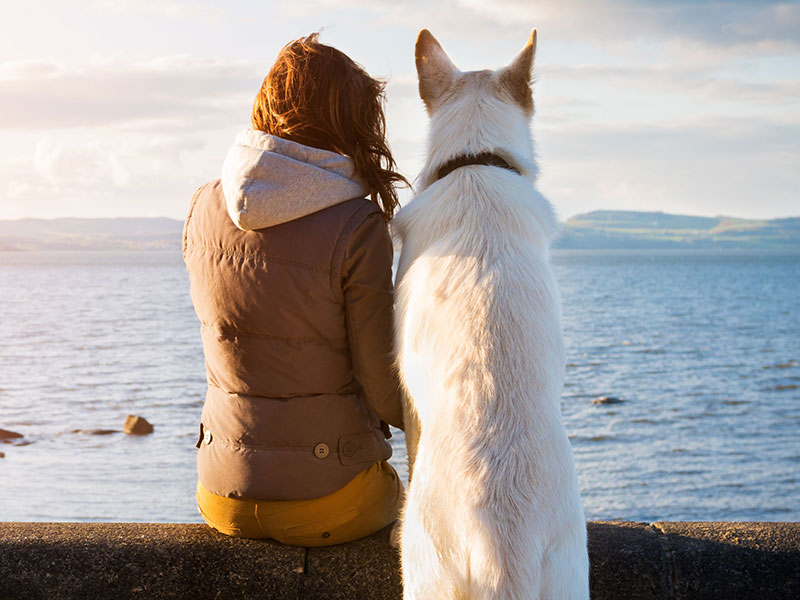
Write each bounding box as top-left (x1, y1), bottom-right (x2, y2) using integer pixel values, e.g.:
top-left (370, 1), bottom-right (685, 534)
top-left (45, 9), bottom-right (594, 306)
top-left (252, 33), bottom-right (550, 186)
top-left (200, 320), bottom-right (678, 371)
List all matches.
top-left (184, 168), bottom-right (399, 500)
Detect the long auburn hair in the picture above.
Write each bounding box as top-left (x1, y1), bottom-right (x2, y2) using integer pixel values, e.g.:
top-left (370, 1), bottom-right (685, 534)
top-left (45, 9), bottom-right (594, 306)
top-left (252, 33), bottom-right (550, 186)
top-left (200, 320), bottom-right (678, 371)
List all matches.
top-left (252, 33), bottom-right (408, 220)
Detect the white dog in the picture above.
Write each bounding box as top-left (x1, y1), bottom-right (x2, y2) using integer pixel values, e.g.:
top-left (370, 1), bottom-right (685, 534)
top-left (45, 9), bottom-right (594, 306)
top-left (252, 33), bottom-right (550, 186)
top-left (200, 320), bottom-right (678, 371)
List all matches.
top-left (393, 29), bottom-right (589, 600)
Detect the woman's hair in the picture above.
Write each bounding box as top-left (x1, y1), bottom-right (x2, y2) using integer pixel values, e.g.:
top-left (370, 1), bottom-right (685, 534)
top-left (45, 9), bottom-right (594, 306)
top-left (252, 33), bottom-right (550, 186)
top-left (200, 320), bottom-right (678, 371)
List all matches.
top-left (252, 33), bottom-right (408, 220)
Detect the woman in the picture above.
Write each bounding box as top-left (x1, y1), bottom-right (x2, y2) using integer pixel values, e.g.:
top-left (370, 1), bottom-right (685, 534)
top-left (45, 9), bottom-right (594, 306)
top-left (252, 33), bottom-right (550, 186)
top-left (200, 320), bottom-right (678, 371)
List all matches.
top-left (183, 34), bottom-right (408, 546)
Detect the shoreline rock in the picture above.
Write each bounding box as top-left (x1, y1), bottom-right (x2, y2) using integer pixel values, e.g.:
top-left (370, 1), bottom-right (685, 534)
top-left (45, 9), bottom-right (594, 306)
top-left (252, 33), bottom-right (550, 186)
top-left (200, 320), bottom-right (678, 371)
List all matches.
top-left (70, 429), bottom-right (119, 436)
top-left (123, 415), bottom-right (153, 435)
top-left (592, 396), bottom-right (625, 405)
top-left (0, 428), bottom-right (24, 443)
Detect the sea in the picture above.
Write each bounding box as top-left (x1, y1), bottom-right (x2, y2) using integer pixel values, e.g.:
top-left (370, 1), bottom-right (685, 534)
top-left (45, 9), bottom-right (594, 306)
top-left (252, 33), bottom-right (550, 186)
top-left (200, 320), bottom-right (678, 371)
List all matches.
top-left (1, 249), bottom-right (798, 523)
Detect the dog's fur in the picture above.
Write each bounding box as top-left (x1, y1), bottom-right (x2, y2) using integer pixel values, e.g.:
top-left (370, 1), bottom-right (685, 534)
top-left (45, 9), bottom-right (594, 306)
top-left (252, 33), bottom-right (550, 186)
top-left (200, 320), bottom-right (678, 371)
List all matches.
top-left (393, 29), bottom-right (589, 600)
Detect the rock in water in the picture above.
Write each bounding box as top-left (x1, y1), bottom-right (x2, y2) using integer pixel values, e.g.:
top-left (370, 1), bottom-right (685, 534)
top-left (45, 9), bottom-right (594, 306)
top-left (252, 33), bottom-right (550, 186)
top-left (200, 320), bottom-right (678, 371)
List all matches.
top-left (70, 429), bottom-right (119, 435)
top-left (0, 428), bottom-right (23, 442)
top-left (592, 396), bottom-right (625, 405)
top-left (123, 415), bottom-right (153, 435)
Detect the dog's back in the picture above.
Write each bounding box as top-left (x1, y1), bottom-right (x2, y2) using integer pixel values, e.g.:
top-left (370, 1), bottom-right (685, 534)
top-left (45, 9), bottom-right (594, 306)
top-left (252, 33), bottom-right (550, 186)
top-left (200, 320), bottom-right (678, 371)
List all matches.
top-left (395, 30), bottom-right (589, 600)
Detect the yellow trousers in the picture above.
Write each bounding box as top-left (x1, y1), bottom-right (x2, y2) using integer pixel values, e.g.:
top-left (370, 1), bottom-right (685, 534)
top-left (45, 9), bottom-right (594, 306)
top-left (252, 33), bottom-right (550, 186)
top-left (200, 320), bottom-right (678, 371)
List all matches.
top-left (196, 461), bottom-right (403, 546)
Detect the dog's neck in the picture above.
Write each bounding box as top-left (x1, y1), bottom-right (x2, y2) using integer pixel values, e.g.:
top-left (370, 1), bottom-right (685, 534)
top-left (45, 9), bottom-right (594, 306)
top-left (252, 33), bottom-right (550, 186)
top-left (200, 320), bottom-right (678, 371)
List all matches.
top-left (434, 152), bottom-right (520, 182)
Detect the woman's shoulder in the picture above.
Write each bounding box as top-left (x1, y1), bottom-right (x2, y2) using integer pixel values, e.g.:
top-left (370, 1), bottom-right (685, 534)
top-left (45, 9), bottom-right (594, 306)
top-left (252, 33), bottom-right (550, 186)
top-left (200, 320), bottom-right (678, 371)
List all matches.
top-left (186, 179), bottom-right (223, 219)
top-left (299, 196), bottom-right (382, 246)
top-left (192, 179), bottom-right (223, 199)
top-left (331, 198), bottom-right (387, 239)
top-left (183, 180), bottom-right (223, 255)
top-left (328, 196), bottom-right (380, 219)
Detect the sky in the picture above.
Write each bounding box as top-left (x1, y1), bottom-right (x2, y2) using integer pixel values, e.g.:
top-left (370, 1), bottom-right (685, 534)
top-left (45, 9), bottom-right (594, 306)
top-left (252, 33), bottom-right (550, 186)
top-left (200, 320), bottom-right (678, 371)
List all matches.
top-left (0, 0), bottom-right (798, 221)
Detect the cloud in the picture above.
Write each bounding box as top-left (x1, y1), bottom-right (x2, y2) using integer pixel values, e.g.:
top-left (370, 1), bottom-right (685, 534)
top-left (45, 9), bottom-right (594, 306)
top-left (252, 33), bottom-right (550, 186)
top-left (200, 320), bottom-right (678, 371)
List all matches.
top-left (3, 129), bottom-right (217, 217)
top-left (0, 54), bottom-right (270, 218)
top-left (1, 1), bottom-right (798, 220)
top-left (33, 138), bottom-right (129, 188)
top-left (539, 62), bottom-right (800, 108)
top-left (459, 0), bottom-right (800, 51)
top-left (277, 0), bottom-right (800, 56)
top-left (0, 55), bottom-right (263, 130)
top-left (78, 0), bottom-right (224, 22)
top-left (536, 116), bottom-right (800, 219)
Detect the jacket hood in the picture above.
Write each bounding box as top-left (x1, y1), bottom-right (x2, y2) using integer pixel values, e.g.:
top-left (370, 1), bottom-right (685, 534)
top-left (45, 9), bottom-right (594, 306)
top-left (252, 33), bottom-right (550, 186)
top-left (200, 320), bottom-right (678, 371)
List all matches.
top-left (221, 129), bottom-right (369, 231)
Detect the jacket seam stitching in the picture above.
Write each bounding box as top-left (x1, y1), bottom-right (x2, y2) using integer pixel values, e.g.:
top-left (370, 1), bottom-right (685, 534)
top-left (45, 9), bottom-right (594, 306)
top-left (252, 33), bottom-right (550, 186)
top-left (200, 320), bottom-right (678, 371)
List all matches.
top-left (185, 243), bottom-right (336, 274)
top-left (339, 209), bottom-right (383, 399)
top-left (345, 290), bottom-right (368, 397)
top-left (330, 202), bottom-right (379, 301)
top-left (203, 431), bottom-right (382, 455)
top-left (204, 382), bottom-right (362, 401)
top-left (199, 322), bottom-right (340, 344)
top-left (215, 438), bottom-right (319, 452)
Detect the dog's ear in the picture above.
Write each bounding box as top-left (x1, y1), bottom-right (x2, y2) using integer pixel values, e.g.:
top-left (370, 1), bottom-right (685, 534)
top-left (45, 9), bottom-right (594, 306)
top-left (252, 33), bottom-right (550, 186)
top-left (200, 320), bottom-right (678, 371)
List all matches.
top-left (415, 29), bottom-right (458, 113)
top-left (499, 28), bottom-right (537, 115)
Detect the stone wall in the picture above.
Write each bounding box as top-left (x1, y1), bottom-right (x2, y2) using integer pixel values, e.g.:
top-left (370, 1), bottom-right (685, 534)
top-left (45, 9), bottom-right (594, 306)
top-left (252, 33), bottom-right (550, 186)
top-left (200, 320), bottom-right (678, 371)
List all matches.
top-left (1, 521), bottom-right (798, 599)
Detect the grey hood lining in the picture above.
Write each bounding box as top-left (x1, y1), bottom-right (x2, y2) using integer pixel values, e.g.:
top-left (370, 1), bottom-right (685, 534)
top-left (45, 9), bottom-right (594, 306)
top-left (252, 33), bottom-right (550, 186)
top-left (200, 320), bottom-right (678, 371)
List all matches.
top-left (221, 129), bottom-right (369, 231)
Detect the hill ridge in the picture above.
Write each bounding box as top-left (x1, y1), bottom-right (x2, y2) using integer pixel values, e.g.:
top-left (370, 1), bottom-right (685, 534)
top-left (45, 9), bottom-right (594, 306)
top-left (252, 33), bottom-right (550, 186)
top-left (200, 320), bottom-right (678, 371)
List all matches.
top-left (1, 211), bottom-right (798, 251)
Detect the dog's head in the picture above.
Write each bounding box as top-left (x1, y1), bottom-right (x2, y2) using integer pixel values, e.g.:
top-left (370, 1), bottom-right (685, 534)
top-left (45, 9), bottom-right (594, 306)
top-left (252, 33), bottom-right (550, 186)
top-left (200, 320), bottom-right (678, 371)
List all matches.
top-left (414, 29), bottom-right (538, 183)
top-left (415, 28), bottom-right (536, 117)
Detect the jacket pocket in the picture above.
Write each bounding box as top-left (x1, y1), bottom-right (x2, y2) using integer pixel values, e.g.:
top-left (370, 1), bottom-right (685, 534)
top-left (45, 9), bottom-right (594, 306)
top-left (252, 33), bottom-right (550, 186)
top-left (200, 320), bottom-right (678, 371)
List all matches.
top-left (337, 432), bottom-right (379, 466)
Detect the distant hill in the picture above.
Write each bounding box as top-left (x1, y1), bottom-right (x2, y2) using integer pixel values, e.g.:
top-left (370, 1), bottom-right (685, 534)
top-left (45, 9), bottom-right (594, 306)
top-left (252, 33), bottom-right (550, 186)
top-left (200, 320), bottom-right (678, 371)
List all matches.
top-left (0, 217), bottom-right (184, 251)
top-left (555, 211), bottom-right (800, 250)
top-left (0, 211), bottom-right (798, 251)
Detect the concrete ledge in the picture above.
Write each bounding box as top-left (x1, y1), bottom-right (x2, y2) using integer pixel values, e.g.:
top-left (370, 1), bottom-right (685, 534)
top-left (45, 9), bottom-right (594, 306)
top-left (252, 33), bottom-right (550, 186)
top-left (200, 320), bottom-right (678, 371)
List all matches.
top-left (1, 521), bottom-right (798, 599)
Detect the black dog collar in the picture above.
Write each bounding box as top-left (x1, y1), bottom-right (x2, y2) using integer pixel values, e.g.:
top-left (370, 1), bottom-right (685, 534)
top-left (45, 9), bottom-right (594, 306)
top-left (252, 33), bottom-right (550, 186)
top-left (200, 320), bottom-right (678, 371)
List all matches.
top-left (435, 152), bottom-right (520, 181)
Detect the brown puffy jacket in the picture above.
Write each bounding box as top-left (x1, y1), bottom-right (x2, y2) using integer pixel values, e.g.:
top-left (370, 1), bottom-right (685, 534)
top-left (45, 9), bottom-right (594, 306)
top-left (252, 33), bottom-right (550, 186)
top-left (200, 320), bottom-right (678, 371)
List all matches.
top-left (183, 174), bottom-right (404, 500)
